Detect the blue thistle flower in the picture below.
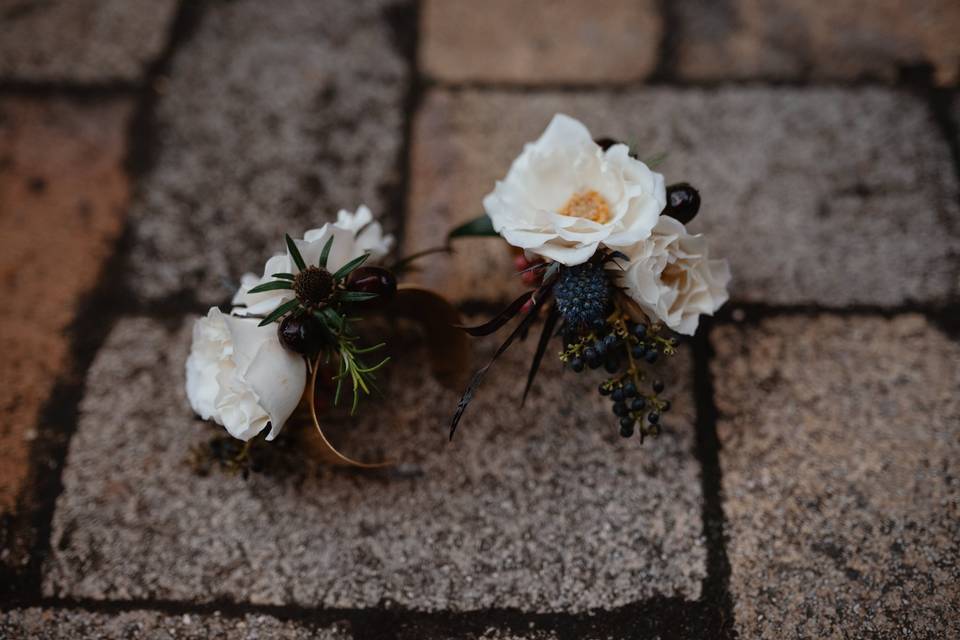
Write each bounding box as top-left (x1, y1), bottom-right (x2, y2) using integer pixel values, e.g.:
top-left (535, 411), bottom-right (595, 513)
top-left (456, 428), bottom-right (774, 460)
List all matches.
top-left (554, 262), bottom-right (610, 327)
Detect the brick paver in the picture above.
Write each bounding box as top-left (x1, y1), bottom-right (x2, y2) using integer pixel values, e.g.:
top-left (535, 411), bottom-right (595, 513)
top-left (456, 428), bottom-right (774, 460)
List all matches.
top-left (44, 316), bottom-right (705, 611)
top-left (675, 0), bottom-right (960, 85)
top-left (420, 0), bottom-right (661, 84)
top-left (0, 97), bottom-right (132, 521)
top-left (405, 88), bottom-right (960, 306)
top-left (713, 315), bottom-right (960, 638)
top-left (126, 0), bottom-right (410, 305)
top-left (0, 608), bottom-right (351, 639)
top-left (0, 0), bottom-right (179, 84)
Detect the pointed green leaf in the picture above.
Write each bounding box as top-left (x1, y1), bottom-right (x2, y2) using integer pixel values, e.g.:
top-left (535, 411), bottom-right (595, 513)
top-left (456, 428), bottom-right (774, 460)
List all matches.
top-left (257, 298), bottom-right (300, 326)
top-left (318, 236), bottom-right (334, 269)
top-left (316, 306), bottom-right (344, 331)
top-left (339, 291), bottom-right (378, 302)
top-left (285, 233), bottom-right (306, 271)
top-left (332, 252), bottom-right (370, 280)
top-left (271, 272), bottom-right (295, 280)
top-left (448, 214), bottom-right (497, 239)
top-left (246, 280), bottom-right (293, 294)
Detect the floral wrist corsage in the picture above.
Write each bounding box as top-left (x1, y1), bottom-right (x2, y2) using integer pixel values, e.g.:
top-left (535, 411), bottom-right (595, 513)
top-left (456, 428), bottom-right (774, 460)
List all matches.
top-left (448, 114), bottom-right (731, 442)
top-left (185, 205), bottom-right (464, 470)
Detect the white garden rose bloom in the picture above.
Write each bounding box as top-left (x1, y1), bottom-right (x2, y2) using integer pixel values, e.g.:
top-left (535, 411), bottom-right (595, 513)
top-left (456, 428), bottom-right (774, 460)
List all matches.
top-left (331, 204), bottom-right (394, 257)
top-left (185, 307), bottom-right (306, 441)
top-left (482, 114), bottom-right (666, 266)
top-left (616, 216), bottom-right (730, 336)
top-left (232, 205), bottom-right (393, 316)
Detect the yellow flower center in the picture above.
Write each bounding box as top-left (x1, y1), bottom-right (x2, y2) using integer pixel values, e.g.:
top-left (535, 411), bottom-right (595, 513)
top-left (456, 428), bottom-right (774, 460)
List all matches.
top-left (558, 190), bottom-right (611, 224)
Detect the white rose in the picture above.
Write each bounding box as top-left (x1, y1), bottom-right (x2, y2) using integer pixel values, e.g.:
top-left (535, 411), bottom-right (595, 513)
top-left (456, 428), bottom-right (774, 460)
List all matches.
top-left (332, 204), bottom-right (394, 258)
top-left (185, 307), bottom-right (306, 441)
top-left (616, 216), bottom-right (730, 335)
top-left (482, 113), bottom-right (666, 266)
top-left (232, 205), bottom-right (394, 316)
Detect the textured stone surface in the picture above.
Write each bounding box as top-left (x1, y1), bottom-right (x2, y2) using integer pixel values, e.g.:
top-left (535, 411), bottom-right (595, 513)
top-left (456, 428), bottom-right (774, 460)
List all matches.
top-left (675, 0), bottom-right (960, 85)
top-left (44, 316), bottom-right (704, 611)
top-left (0, 97), bottom-right (132, 514)
top-left (127, 0), bottom-right (410, 305)
top-left (420, 0), bottom-right (661, 83)
top-left (713, 315), bottom-right (960, 638)
top-left (0, 608), bottom-right (351, 639)
top-left (405, 88), bottom-right (960, 306)
top-left (0, 0), bottom-right (179, 84)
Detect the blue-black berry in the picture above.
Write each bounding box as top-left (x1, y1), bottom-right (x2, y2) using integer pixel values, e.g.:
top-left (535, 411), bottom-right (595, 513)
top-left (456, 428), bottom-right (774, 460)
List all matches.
top-left (652, 380), bottom-right (665, 393)
top-left (647, 411), bottom-right (660, 424)
top-left (611, 387), bottom-right (625, 402)
top-left (664, 183), bottom-right (701, 224)
top-left (570, 357), bottom-right (584, 372)
top-left (644, 350), bottom-right (659, 364)
top-left (613, 402), bottom-right (629, 417)
top-left (630, 397), bottom-right (646, 412)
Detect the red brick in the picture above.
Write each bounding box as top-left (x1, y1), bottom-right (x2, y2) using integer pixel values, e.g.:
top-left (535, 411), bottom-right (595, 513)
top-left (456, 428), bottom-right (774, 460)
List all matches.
top-left (0, 98), bottom-right (133, 514)
top-left (421, 0), bottom-right (662, 84)
top-left (676, 0), bottom-right (960, 85)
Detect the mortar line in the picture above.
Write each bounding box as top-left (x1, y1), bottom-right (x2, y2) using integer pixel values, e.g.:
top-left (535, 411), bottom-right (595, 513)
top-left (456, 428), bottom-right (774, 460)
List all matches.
top-left (691, 322), bottom-right (736, 637)
top-left (648, 0), bottom-right (679, 82)
top-left (2, 594), bottom-right (715, 639)
top-left (420, 75), bottom-right (956, 95)
top-left (381, 0), bottom-right (423, 261)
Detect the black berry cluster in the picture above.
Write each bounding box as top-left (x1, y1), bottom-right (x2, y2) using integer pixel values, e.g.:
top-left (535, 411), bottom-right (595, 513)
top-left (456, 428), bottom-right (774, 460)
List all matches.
top-left (561, 310), bottom-right (677, 441)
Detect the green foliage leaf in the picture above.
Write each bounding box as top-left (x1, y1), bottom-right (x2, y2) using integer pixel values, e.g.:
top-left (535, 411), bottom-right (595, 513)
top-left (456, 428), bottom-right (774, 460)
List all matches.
top-left (271, 272), bottom-right (295, 280)
top-left (285, 234), bottom-right (306, 271)
top-left (316, 306), bottom-right (345, 332)
top-left (318, 236), bottom-right (334, 269)
top-left (339, 291), bottom-right (378, 302)
top-left (246, 280), bottom-right (293, 294)
top-left (448, 215), bottom-right (497, 239)
top-left (332, 252), bottom-right (370, 280)
top-left (257, 298), bottom-right (300, 326)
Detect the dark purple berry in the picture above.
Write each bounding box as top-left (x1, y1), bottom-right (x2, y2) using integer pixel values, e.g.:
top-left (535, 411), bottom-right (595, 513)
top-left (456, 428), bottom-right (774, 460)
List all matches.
top-left (663, 183), bottom-right (701, 224)
top-left (613, 402), bottom-right (629, 417)
top-left (604, 356), bottom-right (620, 373)
top-left (633, 323), bottom-right (647, 338)
top-left (652, 380), bottom-right (665, 393)
top-left (345, 266), bottom-right (397, 301)
top-left (644, 350), bottom-right (659, 364)
top-left (647, 411), bottom-right (660, 424)
top-left (594, 137), bottom-right (620, 150)
top-left (623, 382), bottom-right (637, 398)
top-left (630, 397), bottom-right (646, 412)
top-left (278, 313), bottom-right (325, 355)
top-left (570, 357), bottom-right (584, 372)
top-left (611, 387), bottom-right (625, 402)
